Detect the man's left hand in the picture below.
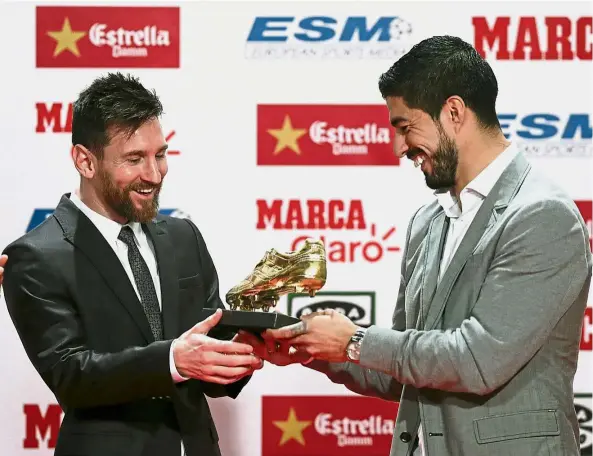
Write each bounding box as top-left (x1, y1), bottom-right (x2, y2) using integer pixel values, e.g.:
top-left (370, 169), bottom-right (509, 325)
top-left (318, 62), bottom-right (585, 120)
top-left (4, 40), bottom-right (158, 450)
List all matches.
top-left (264, 309), bottom-right (358, 363)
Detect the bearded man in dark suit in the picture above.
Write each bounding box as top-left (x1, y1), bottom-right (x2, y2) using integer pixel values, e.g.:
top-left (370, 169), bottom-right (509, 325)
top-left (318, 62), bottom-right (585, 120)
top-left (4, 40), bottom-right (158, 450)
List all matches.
top-left (2, 72), bottom-right (262, 456)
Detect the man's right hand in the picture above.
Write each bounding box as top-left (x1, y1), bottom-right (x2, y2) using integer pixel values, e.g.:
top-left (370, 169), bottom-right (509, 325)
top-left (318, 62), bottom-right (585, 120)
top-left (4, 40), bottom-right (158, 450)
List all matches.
top-left (173, 309), bottom-right (263, 384)
top-left (235, 330), bottom-right (312, 366)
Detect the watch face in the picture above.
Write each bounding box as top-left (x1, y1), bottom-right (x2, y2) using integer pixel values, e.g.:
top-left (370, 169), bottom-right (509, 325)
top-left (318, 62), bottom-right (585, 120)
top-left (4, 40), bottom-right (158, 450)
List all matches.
top-left (347, 344), bottom-right (359, 361)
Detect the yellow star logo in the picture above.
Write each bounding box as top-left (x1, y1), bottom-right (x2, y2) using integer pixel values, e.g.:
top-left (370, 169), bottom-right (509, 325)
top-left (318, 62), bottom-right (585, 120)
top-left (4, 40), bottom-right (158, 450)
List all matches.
top-left (267, 115), bottom-right (307, 155)
top-left (47, 17), bottom-right (86, 58)
top-left (273, 407), bottom-right (311, 446)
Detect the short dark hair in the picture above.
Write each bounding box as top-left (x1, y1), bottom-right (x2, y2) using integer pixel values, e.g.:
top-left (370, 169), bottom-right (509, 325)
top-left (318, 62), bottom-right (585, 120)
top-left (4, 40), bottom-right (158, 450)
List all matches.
top-left (72, 72), bottom-right (163, 158)
top-left (378, 35), bottom-right (500, 130)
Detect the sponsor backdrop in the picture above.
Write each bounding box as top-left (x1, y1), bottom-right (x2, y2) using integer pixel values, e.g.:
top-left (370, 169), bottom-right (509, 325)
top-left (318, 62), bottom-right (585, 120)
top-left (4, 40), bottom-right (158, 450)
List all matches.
top-left (0, 1), bottom-right (591, 455)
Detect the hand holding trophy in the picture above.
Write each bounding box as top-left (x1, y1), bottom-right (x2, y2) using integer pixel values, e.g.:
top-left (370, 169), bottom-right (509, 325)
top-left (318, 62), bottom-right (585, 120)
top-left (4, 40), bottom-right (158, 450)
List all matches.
top-left (200, 239), bottom-right (327, 332)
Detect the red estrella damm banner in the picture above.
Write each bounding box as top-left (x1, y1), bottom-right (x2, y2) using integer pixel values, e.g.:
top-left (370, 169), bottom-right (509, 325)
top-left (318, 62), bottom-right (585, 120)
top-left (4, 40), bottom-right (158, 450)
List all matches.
top-left (36, 6), bottom-right (180, 68)
top-left (261, 395), bottom-right (399, 456)
top-left (257, 104), bottom-right (399, 166)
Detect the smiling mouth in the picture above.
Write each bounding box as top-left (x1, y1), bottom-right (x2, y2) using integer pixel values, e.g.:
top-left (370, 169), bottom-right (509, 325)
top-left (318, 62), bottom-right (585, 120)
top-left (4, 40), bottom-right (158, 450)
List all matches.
top-left (408, 152), bottom-right (427, 168)
top-left (132, 188), bottom-right (156, 198)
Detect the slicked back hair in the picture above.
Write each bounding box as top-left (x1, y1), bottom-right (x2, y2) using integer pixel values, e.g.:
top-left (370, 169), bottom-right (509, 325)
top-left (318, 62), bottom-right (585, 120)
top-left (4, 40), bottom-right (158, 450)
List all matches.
top-left (72, 72), bottom-right (163, 159)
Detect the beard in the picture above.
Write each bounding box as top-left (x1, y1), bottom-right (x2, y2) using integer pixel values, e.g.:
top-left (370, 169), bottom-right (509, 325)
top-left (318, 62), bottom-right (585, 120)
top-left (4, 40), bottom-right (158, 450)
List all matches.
top-left (97, 166), bottom-right (161, 223)
top-left (424, 123), bottom-right (459, 190)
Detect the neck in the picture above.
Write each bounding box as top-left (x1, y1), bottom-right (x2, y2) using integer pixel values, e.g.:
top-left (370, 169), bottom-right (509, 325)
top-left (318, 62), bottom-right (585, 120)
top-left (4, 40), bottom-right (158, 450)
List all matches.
top-left (76, 184), bottom-right (128, 225)
top-left (453, 131), bottom-right (510, 197)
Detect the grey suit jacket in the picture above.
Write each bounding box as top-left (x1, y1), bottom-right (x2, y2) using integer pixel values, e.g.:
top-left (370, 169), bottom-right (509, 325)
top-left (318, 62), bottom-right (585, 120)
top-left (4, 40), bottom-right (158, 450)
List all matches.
top-left (307, 152), bottom-right (592, 456)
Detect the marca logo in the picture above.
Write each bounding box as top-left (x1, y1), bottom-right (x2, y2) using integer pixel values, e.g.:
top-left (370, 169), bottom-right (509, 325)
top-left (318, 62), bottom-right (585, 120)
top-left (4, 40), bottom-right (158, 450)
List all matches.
top-left (499, 113), bottom-right (592, 158)
top-left (35, 102), bottom-right (181, 155)
top-left (473, 16), bottom-right (593, 60)
top-left (36, 102), bottom-right (73, 133)
top-left (575, 394), bottom-right (592, 454)
top-left (256, 199), bottom-right (400, 264)
top-left (262, 396), bottom-right (398, 455)
top-left (257, 105), bottom-right (398, 166)
top-left (23, 404), bottom-right (62, 448)
top-left (288, 292), bottom-right (375, 327)
top-left (245, 16), bottom-right (413, 60)
top-left (575, 200), bottom-right (592, 251)
top-left (582, 307), bottom-right (592, 352)
top-left (36, 6), bottom-right (179, 68)
top-left (26, 208), bottom-right (190, 233)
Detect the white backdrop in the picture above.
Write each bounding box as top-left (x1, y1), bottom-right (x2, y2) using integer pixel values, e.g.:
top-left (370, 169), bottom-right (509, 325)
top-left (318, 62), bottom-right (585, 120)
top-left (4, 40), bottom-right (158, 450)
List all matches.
top-left (0, 1), bottom-right (591, 455)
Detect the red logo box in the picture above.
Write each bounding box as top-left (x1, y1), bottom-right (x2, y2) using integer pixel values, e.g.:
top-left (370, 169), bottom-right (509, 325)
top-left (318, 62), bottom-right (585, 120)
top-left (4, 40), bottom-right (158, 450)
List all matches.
top-left (36, 6), bottom-right (180, 68)
top-left (262, 395), bottom-right (398, 456)
top-left (257, 104), bottom-right (399, 166)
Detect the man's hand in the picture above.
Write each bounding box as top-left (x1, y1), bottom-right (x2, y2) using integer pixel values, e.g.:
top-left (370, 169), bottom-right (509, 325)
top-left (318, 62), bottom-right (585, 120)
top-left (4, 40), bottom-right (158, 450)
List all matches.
top-left (173, 309), bottom-right (263, 384)
top-left (234, 330), bottom-right (311, 366)
top-left (0, 254), bottom-right (7, 290)
top-left (264, 309), bottom-right (358, 363)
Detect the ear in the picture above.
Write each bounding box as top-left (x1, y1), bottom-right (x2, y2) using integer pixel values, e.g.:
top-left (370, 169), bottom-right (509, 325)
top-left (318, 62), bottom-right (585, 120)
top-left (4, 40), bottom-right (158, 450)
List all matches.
top-left (440, 96), bottom-right (466, 133)
top-left (71, 144), bottom-right (97, 178)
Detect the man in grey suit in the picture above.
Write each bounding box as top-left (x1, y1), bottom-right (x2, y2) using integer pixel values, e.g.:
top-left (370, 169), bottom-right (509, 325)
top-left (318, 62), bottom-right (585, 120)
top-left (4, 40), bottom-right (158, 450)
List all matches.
top-left (242, 35), bottom-right (592, 455)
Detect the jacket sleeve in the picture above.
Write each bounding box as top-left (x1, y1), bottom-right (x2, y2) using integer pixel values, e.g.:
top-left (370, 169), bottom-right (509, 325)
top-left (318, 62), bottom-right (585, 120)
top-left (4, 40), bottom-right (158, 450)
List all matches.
top-left (357, 198), bottom-right (592, 395)
top-left (185, 219), bottom-right (251, 399)
top-left (303, 207), bottom-right (423, 401)
top-left (2, 242), bottom-right (176, 409)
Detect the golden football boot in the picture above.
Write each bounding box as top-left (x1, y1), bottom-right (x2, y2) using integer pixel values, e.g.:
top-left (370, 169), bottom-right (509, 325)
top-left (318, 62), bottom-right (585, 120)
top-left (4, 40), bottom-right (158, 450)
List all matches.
top-left (225, 239), bottom-right (327, 312)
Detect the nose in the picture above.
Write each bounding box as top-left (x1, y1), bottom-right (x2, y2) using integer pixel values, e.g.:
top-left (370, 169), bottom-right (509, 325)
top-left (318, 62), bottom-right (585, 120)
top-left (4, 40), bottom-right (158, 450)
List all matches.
top-left (393, 133), bottom-right (409, 158)
top-left (141, 158), bottom-right (162, 185)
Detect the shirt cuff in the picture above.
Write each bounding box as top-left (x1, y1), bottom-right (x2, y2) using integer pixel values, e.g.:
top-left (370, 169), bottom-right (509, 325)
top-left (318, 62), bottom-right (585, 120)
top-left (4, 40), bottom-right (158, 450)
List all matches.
top-left (170, 339), bottom-right (189, 383)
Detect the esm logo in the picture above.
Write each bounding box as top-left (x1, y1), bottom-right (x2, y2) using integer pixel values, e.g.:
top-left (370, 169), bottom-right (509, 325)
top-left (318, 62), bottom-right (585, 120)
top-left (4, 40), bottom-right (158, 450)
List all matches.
top-left (499, 113), bottom-right (592, 158)
top-left (287, 291), bottom-right (376, 327)
top-left (245, 15), bottom-right (413, 60)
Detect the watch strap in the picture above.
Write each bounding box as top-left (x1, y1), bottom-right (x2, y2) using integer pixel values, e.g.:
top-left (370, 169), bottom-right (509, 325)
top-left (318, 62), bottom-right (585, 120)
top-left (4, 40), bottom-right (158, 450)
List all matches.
top-left (347, 327), bottom-right (367, 361)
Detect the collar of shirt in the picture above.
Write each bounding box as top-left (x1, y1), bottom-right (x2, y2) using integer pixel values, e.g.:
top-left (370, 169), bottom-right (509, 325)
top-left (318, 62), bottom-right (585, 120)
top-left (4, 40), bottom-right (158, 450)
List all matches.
top-left (434, 143), bottom-right (519, 219)
top-left (69, 191), bottom-right (145, 247)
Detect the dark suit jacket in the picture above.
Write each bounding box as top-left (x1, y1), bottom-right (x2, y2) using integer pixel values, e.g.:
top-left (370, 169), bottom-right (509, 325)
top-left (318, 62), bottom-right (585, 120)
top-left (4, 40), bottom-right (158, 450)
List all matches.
top-left (2, 194), bottom-right (250, 456)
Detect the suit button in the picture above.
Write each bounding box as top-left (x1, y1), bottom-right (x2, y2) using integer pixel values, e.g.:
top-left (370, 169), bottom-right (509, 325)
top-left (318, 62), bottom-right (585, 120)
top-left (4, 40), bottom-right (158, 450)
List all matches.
top-left (400, 431), bottom-right (412, 443)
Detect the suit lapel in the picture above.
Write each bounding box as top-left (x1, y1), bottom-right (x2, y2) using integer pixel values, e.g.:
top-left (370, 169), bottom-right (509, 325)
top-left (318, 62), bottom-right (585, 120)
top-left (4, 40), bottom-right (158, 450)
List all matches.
top-left (54, 196), bottom-right (154, 343)
top-left (144, 220), bottom-right (179, 340)
top-left (422, 152), bottom-right (532, 331)
top-left (422, 196), bottom-right (497, 330)
top-left (417, 212), bottom-right (449, 329)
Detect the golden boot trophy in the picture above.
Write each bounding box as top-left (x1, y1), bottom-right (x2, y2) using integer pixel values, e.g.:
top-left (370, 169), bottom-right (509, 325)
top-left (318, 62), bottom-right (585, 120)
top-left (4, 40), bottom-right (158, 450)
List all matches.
top-left (201, 239), bottom-right (327, 331)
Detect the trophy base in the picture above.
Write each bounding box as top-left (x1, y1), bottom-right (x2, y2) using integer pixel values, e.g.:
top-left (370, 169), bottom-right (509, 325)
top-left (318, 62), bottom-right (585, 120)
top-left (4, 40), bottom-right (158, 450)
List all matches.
top-left (199, 308), bottom-right (299, 333)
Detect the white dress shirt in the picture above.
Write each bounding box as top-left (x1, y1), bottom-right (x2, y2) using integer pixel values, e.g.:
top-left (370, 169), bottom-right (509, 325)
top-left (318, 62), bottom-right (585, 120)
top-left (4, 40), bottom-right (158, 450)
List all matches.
top-left (416, 143), bottom-right (518, 455)
top-left (69, 191), bottom-right (187, 384)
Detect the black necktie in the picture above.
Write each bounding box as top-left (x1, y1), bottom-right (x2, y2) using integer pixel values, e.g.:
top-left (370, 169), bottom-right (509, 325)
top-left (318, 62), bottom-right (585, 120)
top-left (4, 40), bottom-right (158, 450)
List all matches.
top-left (118, 226), bottom-right (163, 340)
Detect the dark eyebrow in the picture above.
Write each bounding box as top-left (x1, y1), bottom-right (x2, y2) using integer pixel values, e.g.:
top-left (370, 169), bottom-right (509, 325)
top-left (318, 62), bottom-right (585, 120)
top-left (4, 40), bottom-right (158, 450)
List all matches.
top-left (390, 116), bottom-right (409, 127)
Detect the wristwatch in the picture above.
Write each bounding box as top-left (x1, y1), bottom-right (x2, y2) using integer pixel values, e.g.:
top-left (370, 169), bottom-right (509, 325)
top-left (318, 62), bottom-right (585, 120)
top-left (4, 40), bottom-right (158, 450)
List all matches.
top-left (346, 327), bottom-right (367, 362)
